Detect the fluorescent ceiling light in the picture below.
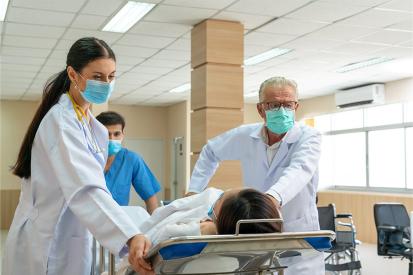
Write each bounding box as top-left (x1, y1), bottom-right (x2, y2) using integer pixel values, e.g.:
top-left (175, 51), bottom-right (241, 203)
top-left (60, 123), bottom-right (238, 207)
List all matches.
top-left (0, 0), bottom-right (10, 21)
top-left (102, 1), bottom-right (155, 33)
top-left (336, 57), bottom-right (394, 73)
top-left (244, 91), bottom-right (258, 98)
top-left (244, 48), bottom-right (292, 66)
top-left (169, 83), bottom-right (190, 93)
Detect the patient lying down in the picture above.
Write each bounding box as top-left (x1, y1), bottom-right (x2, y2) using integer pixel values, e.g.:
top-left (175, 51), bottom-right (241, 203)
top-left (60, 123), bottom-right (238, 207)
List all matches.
top-left (107, 187), bottom-right (282, 275)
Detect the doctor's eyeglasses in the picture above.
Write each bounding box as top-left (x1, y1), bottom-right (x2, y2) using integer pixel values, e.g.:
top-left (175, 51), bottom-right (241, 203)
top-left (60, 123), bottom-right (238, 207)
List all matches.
top-left (258, 101), bottom-right (298, 111)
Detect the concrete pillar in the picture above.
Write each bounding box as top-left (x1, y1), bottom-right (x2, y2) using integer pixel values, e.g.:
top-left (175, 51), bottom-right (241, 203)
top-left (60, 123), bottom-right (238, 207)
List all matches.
top-left (191, 20), bottom-right (244, 190)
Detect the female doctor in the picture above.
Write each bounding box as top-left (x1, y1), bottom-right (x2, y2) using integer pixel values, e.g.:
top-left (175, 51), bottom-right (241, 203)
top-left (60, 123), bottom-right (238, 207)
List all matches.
top-left (2, 37), bottom-right (153, 275)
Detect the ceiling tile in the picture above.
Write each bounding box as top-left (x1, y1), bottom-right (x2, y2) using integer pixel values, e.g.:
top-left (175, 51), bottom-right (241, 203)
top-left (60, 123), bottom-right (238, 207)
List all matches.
top-left (116, 55), bottom-right (146, 66)
top-left (213, 11), bottom-right (272, 30)
top-left (319, 0), bottom-right (389, 7)
top-left (11, 0), bottom-right (86, 12)
top-left (1, 63), bottom-right (41, 72)
top-left (309, 23), bottom-right (379, 41)
top-left (283, 37), bottom-right (344, 51)
top-left (115, 64), bottom-right (136, 74)
top-left (372, 46), bottom-right (413, 59)
top-left (1, 55), bottom-right (45, 65)
top-left (338, 9), bottom-right (412, 28)
top-left (1, 46), bottom-right (51, 58)
top-left (117, 34), bottom-right (176, 48)
top-left (385, 18), bottom-right (413, 32)
top-left (144, 5), bottom-right (217, 25)
top-left (81, 0), bottom-right (124, 16)
top-left (140, 58), bottom-right (188, 68)
top-left (49, 49), bottom-right (67, 60)
top-left (130, 65), bottom-right (174, 75)
top-left (129, 21), bottom-right (191, 38)
top-left (244, 44), bottom-right (273, 58)
top-left (71, 14), bottom-right (108, 30)
top-left (288, 1), bottom-right (369, 23)
top-left (354, 29), bottom-right (413, 45)
top-left (3, 35), bottom-right (57, 49)
top-left (166, 38), bottom-right (190, 51)
top-left (163, 0), bottom-right (236, 9)
top-left (111, 45), bottom-right (159, 58)
top-left (328, 42), bottom-right (388, 55)
top-left (152, 49), bottom-right (189, 61)
top-left (377, 0), bottom-right (413, 13)
top-left (63, 29), bottom-right (122, 44)
top-left (6, 7), bottom-right (75, 27)
top-left (245, 32), bottom-right (296, 46)
top-left (226, 0), bottom-right (312, 17)
top-left (1, 70), bottom-right (37, 79)
top-left (258, 18), bottom-right (328, 36)
top-left (5, 23), bottom-right (65, 38)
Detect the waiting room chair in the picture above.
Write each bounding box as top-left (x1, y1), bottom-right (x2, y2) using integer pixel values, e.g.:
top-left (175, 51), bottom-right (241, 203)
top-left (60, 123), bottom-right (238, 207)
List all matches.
top-left (318, 203), bottom-right (362, 275)
top-left (374, 203), bottom-right (412, 275)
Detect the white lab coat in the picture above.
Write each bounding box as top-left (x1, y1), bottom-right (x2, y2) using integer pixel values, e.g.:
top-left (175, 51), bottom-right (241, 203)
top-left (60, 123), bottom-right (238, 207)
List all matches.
top-left (189, 122), bottom-right (324, 275)
top-left (2, 94), bottom-right (141, 275)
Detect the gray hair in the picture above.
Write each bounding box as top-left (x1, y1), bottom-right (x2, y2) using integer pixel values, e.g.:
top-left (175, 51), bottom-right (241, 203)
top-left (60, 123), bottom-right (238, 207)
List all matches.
top-left (258, 76), bottom-right (298, 102)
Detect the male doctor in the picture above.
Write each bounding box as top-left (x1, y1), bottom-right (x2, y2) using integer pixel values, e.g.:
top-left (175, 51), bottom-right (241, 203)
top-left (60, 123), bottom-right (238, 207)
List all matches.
top-left (187, 76), bottom-right (324, 275)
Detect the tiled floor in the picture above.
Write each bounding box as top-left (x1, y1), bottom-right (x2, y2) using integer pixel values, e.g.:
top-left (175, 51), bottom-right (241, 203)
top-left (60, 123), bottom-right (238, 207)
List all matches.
top-left (0, 230), bottom-right (409, 274)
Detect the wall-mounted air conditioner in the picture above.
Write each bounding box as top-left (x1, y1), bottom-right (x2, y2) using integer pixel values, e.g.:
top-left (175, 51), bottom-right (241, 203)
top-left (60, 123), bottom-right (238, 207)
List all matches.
top-left (335, 84), bottom-right (385, 108)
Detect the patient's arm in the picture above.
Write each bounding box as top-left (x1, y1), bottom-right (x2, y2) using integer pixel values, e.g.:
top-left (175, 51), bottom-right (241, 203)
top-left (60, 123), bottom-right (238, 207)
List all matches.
top-left (200, 221), bottom-right (217, 235)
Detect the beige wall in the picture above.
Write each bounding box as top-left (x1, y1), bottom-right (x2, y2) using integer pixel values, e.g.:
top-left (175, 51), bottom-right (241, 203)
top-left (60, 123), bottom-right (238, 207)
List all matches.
top-left (243, 103), bottom-right (261, 124)
top-left (1, 100), bottom-right (40, 190)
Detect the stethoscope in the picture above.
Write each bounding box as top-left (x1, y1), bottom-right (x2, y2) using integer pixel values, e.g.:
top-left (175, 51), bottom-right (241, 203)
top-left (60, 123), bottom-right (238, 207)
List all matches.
top-left (68, 93), bottom-right (103, 154)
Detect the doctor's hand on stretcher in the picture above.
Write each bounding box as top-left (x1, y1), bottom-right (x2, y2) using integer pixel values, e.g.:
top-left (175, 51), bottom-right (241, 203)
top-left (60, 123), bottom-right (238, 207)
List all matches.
top-left (127, 234), bottom-right (155, 275)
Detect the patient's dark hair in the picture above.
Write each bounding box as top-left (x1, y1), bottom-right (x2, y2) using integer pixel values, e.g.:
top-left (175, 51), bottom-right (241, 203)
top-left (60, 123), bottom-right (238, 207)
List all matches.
top-left (96, 111), bottom-right (125, 130)
top-left (216, 189), bottom-right (282, 234)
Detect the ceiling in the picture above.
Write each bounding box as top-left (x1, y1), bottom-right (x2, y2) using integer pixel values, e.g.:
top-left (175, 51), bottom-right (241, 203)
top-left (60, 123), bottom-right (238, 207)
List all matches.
top-left (0, 0), bottom-right (412, 106)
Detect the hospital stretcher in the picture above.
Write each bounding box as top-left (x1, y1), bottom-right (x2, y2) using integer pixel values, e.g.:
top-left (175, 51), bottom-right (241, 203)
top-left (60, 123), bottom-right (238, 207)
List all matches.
top-left (93, 219), bottom-right (335, 275)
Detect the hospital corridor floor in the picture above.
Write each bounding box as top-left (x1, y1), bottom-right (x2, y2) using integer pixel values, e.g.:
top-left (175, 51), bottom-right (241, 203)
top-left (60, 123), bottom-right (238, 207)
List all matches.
top-left (0, 230), bottom-right (408, 274)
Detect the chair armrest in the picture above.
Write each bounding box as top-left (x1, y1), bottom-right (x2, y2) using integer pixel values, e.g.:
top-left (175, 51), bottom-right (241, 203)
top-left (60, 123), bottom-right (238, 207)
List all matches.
top-left (336, 213), bottom-right (352, 218)
top-left (378, 225), bottom-right (397, 231)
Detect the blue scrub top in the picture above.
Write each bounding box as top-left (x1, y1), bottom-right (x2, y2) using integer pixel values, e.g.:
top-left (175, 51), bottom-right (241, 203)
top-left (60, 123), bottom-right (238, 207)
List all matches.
top-left (105, 148), bottom-right (161, 206)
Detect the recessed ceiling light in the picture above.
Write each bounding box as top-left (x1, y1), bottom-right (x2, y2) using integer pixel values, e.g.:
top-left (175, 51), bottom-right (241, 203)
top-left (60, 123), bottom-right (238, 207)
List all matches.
top-left (0, 0), bottom-right (10, 21)
top-left (244, 48), bottom-right (292, 66)
top-left (169, 83), bottom-right (190, 93)
top-left (102, 1), bottom-right (155, 33)
top-left (336, 57), bottom-right (394, 73)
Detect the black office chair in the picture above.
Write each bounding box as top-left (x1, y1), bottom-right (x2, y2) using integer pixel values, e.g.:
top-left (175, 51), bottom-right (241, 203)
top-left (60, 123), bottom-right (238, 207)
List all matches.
top-left (374, 203), bottom-right (412, 275)
top-left (318, 204), bottom-right (362, 275)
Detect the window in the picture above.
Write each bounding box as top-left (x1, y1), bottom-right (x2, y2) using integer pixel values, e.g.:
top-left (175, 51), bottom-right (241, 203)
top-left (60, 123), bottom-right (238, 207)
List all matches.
top-left (368, 129), bottom-right (405, 188)
top-left (331, 109), bottom-right (363, 131)
top-left (314, 114), bottom-right (331, 133)
top-left (315, 102), bottom-right (411, 190)
top-left (406, 127), bottom-right (413, 189)
top-left (404, 101), bottom-right (413, 123)
top-left (319, 135), bottom-right (333, 190)
top-left (332, 133), bottom-right (366, 187)
top-left (364, 103), bottom-right (403, 127)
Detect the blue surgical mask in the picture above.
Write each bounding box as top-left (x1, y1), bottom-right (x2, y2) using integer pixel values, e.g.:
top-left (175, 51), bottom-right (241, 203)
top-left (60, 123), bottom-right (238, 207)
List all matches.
top-left (208, 193), bottom-right (224, 222)
top-left (265, 107), bottom-right (295, 134)
top-left (77, 74), bottom-right (115, 104)
top-left (108, 140), bottom-right (122, 156)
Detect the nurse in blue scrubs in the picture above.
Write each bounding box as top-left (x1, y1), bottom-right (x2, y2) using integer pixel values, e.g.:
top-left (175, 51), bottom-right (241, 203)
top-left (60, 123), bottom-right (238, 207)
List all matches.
top-left (96, 111), bottom-right (160, 213)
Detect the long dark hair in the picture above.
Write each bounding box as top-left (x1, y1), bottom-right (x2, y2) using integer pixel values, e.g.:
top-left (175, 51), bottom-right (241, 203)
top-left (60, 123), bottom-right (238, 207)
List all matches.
top-left (217, 189), bottom-right (282, 234)
top-left (12, 37), bottom-right (116, 179)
